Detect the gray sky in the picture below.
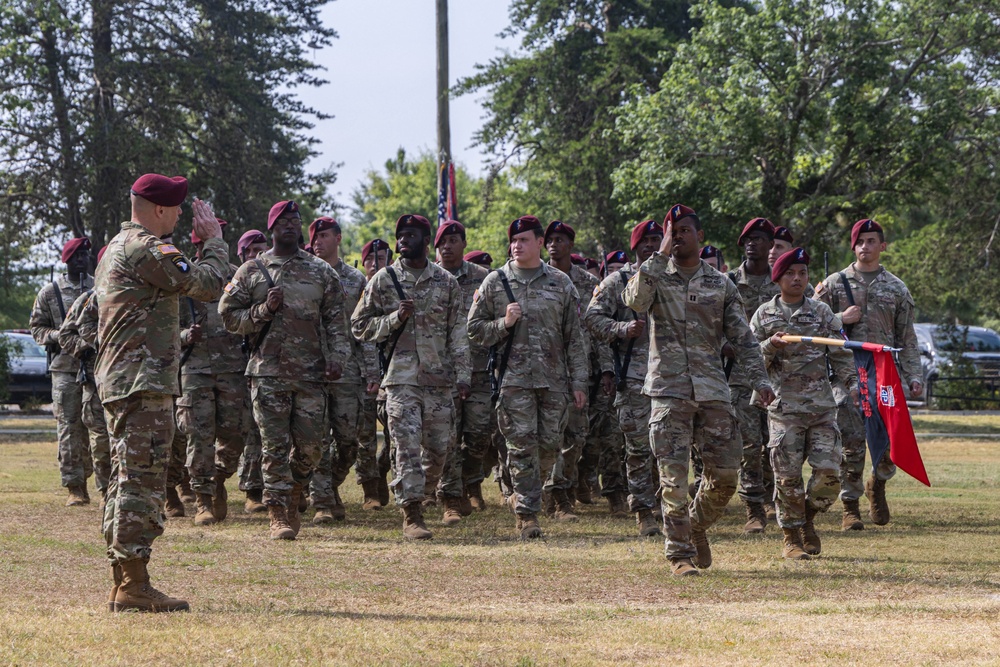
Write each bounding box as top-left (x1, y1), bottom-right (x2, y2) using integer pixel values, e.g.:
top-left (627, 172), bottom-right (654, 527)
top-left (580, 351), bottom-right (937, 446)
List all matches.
top-left (295, 0), bottom-right (515, 207)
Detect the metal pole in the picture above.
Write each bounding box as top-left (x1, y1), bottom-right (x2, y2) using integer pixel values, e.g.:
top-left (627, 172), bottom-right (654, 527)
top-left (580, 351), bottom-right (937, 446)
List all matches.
top-left (436, 0), bottom-right (451, 173)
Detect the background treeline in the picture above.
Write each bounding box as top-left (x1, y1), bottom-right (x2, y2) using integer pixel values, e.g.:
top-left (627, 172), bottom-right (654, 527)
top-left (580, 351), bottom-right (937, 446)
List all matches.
top-left (3, 0), bottom-right (1000, 328)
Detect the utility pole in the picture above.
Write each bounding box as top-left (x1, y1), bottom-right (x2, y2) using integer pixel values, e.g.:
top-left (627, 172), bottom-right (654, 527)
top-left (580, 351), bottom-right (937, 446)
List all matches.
top-left (436, 0), bottom-right (451, 215)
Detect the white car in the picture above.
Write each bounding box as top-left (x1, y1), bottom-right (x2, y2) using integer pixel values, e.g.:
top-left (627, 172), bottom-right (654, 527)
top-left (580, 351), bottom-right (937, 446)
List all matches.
top-left (2, 330), bottom-right (52, 409)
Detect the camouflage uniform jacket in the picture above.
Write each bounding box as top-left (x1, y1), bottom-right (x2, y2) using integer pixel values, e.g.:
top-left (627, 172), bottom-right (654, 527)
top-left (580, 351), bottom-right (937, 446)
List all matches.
top-left (467, 260), bottom-right (588, 394)
top-left (56, 290), bottom-right (98, 378)
top-left (750, 295), bottom-right (856, 414)
top-left (94, 222), bottom-right (229, 402)
top-left (30, 274), bottom-right (94, 373)
top-left (218, 249), bottom-right (352, 382)
top-left (816, 263), bottom-right (921, 387)
top-left (623, 253), bottom-right (770, 401)
top-left (179, 262), bottom-right (247, 380)
top-left (564, 263), bottom-right (613, 380)
top-left (351, 259), bottom-right (470, 388)
top-left (73, 291), bottom-right (100, 349)
top-left (584, 263), bottom-right (649, 383)
top-left (726, 261), bottom-right (780, 389)
top-left (441, 260), bottom-right (491, 374)
top-left (331, 257), bottom-right (368, 385)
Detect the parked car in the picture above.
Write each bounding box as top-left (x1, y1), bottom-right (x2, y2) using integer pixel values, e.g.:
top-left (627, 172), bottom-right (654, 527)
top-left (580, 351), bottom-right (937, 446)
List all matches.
top-left (1, 330), bottom-right (52, 409)
top-left (913, 323), bottom-right (1000, 388)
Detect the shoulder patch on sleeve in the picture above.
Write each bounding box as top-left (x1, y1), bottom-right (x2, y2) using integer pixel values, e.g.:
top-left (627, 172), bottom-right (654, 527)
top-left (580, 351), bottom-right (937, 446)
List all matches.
top-left (171, 255), bottom-right (191, 273)
top-left (224, 281), bottom-right (237, 293)
top-left (157, 244), bottom-right (180, 255)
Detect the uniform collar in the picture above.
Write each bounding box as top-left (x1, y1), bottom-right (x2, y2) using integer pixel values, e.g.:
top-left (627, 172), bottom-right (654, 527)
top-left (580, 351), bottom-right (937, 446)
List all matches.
top-left (846, 262), bottom-right (885, 281)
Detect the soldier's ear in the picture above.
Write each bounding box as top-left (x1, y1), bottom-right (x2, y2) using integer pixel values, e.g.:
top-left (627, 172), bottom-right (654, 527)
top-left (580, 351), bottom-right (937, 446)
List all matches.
top-left (697, 229), bottom-right (705, 244)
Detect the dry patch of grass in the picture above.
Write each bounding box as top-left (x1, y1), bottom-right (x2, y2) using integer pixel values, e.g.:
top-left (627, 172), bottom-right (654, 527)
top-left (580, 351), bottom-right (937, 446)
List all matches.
top-left (1, 435), bottom-right (999, 666)
top-left (0, 415), bottom-right (57, 430)
top-left (911, 413), bottom-right (1000, 434)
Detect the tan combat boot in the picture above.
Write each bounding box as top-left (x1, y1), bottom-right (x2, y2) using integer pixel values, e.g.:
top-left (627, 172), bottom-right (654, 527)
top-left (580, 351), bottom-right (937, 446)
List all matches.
top-left (865, 477), bottom-right (891, 525)
top-left (268, 504), bottom-right (295, 540)
top-left (517, 512), bottom-right (542, 539)
top-left (331, 485), bottom-right (346, 520)
top-left (466, 481), bottom-right (486, 511)
top-left (636, 509), bottom-right (662, 537)
top-left (781, 527), bottom-right (810, 560)
top-left (66, 485), bottom-right (89, 506)
top-left (288, 485), bottom-right (303, 536)
top-left (244, 489), bottom-right (266, 514)
top-left (576, 478), bottom-right (594, 505)
top-left (765, 501), bottom-right (777, 522)
top-left (402, 502), bottom-right (433, 540)
top-left (193, 493), bottom-right (217, 526)
top-left (178, 478), bottom-right (195, 504)
top-left (108, 564), bottom-right (122, 612)
top-left (313, 508), bottom-right (335, 524)
top-left (841, 499), bottom-right (864, 531)
top-left (670, 558), bottom-right (699, 576)
top-left (691, 528), bottom-right (712, 569)
top-left (361, 479), bottom-right (383, 510)
top-left (458, 491), bottom-right (474, 517)
top-left (113, 560), bottom-right (190, 612)
top-left (553, 490), bottom-right (579, 523)
top-left (743, 501), bottom-right (767, 534)
top-left (801, 506), bottom-right (821, 555)
top-left (542, 490), bottom-right (556, 517)
top-left (611, 491), bottom-right (631, 518)
top-left (212, 476), bottom-right (228, 522)
top-left (164, 486), bottom-right (185, 518)
top-left (442, 496), bottom-right (462, 526)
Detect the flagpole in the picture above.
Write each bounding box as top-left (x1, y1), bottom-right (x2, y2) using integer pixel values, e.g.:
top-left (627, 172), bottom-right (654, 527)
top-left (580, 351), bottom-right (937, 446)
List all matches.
top-left (779, 335), bottom-right (901, 353)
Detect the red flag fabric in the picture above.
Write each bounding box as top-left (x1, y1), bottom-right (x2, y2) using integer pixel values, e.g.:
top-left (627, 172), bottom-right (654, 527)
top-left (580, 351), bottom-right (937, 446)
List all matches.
top-left (874, 350), bottom-right (931, 486)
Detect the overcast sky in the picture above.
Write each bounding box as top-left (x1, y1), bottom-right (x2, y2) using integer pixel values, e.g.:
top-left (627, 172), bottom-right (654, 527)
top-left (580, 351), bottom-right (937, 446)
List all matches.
top-left (294, 0), bottom-right (515, 206)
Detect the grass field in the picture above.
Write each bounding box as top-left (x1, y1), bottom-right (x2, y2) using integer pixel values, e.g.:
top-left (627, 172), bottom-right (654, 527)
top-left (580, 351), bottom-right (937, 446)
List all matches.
top-left (1, 427), bottom-right (999, 666)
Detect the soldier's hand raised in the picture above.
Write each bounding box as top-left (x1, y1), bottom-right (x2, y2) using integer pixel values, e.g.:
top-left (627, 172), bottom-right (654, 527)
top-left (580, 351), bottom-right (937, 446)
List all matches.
top-left (191, 199), bottom-right (222, 241)
top-left (397, 299), bottom-right (414, 321)
top-left (573, 390), bottom-right (587, 410)
top-left (658, 219), bottom-right (673, 255)
top-left (625, 319), bottom-right (645, 338)
top-left (504, 302), bottom-right (522, 328)
top-left (265, 287), bottom-right (284, 314)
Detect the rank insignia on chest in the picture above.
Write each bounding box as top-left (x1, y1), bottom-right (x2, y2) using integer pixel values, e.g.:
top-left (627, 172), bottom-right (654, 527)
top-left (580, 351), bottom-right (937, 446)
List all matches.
top-left (689, 294), bottom-right (697, 302)
top-left (171, 256), bottom-right (190, 273)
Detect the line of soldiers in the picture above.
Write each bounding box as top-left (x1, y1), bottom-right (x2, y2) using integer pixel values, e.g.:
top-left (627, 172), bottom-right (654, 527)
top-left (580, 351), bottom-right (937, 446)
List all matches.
top-left (32, 172), bottom-right (922, 610)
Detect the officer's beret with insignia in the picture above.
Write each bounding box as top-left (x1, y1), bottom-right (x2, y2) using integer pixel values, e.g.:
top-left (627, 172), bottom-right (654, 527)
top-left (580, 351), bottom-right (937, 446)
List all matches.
top-left (664, 204), bottom-right (698, 227)
top-left (395, 213), bottom-right (432, 237)
top-left (362, 238), bottom-right (392, 264)
top-left (308, 216), bottom-right (340, 247)
top-left (544, 220), bottom-right (575, 242)
top-left (850, 218), bottom-right (883, 248)
top-left (464, 250), bottom-right (493, 267)
top-left (771, 247), bottom-right (810, 282)
top-left (434, 220), bottom-right (466, 247)
top-left (737, 217), bottom-right (776, 246)
top-left (237, 230), bottom-right (267, 257)
top-left (605, 250), bottom-right (628, 265)
top-left (700, 245), bottom-right (722, 260)
top-left (507, 215), bottom-right (542, 241)
top-left (61, 237), bottom-right (91, 263)
top-left (267, 200), bottom-right (300, 230)
top-left (130, 173), bottom-right (188, 207)
top-left (629, 219), bottom-right (662, 250)
top-left (774, 226), bottom-right (794, 244)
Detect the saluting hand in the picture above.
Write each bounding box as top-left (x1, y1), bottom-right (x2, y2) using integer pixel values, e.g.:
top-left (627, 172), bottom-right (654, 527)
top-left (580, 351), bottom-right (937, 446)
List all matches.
top-left (504, 302), bottom-right (522, 328)
top-left (265, 287), bottom-right (284, 314)
top-left (191, 199), bottom-right (222, 241)
top-left (397, 299), bottom-right (414, 321)
top-left (625, 319), bottom-right (645, 338)
top-left (658, 219), bottom-right (673, 255)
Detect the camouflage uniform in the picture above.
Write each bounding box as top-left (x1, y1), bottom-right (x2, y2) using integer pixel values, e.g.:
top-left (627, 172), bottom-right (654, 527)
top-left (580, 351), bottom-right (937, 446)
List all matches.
top-left (585, 264), bottom-right (656, 512)
top-left (351, 260), bottom-right (470, 506)
top-left (437, 260), bottom-right (492, 499)
top-left (218, 249), bottom-right (352, 507)
top-left (726, 262), bottom-right (781, 505)
top-left (30, 274), bottom-right (94, 490)
top-left (623, 254), bottom-right (771, 560)
top-left (95, 222), bottom-right (228, 564)
top-left (816, 264), bottom-right (921, 500)
top-left (467, 262), bottom-right (588, 515)
top-left (57, 290), bottom-right (111, 495)
top-left (354, 339), bottom-right (383, 486)
top-left (750, 296), bottom-right (856, 527)
top-left (311, 258), bottom-right (366, 510)
top-left (175, 263), bottom-right (250, 496)
top-left (237, 416), bottom-right (264, 494)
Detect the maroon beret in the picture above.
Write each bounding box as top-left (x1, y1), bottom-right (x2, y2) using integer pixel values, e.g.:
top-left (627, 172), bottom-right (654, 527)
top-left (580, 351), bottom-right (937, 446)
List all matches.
top-left (267, 200), bottom-right (300, 230)
top-left (851, 218), bottom-right (883, 248)
top-left (737, 217), bottom-right (776, 246)
top-left (434, 220), bottom-right (465, 247)
top-left (191, 218), bottom-right (227, 245)
top-left (130, 174), bottom-right (188, 207)
top-left (507, 215), bottom-right (543, 241)
top-left (544, 220), bottom-right (575, 242)
top-left (700, 245), bottom-right (723, 260)
top-left (308, 216), bottom-right (340, 247)
top-left (394, 213), bottom-right (432, 237)
top-left (570, 253), bottom-right (586, 266)
top-left (585, 257), bottom-right (599, 270)
top-left (362, 238), bottom-right (392, 264)
top-left (773, 226), bottom-right (794, 244)
top-left (97, 245), bottom-right (108, 264)
top-left (771, 247), bottom-right (810, 282)
top-left (464, 250), bottom-right (493, 267)
top-left (630, 219), bottom-right (662, 251)
top-left (237, 230), bottom-right (267, 257)
top-left (664, 204), bottom-right (698, 227)
top-left (605, 250), bottom-right (629, 266)
top-left (61, 237), bottom-right (91, 263)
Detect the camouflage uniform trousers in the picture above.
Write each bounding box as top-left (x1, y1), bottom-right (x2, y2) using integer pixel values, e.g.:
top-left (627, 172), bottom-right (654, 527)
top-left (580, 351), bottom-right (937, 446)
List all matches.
top-left (101, 392), bottom-right (173, 564)
top-left (237, 378), bottom-right (263, 493)
top-left (81, 379), bottom-right (111, 494)
top-left (165, 420), bottom-right (187, 490)
top-left (311, 382), bottom-right (363, 508)
top-left (251, 376), bottom-right (326, 507)
top-left (438, 375), bottom-right (493, 498)
top-left (731, 386), bottom-right (771, 505)
top-left (175, 372), bottom-right (249, 495)
top-left (51, 371), bottom-right (92, 488)
top-left (497, 387), bottom-right (569, 514)
top-left (768, 411), bottom-right (842, 528)
top-left (837, 400), bottom-right (895, 501)
top-left (354, 393), bottom-right (380, 485)
top-left (488, 407), bottom-right (512, 499)
top-left (551, 401), bottom-right (588, 491)
top-left (617, 380), bottom-right (657, 512)
top-left (650, 397), bottom-right (740, 560)
top-left (384, 384), bottom-right (453, 506)
top-left (586, 389), bottom-right (626, 497)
